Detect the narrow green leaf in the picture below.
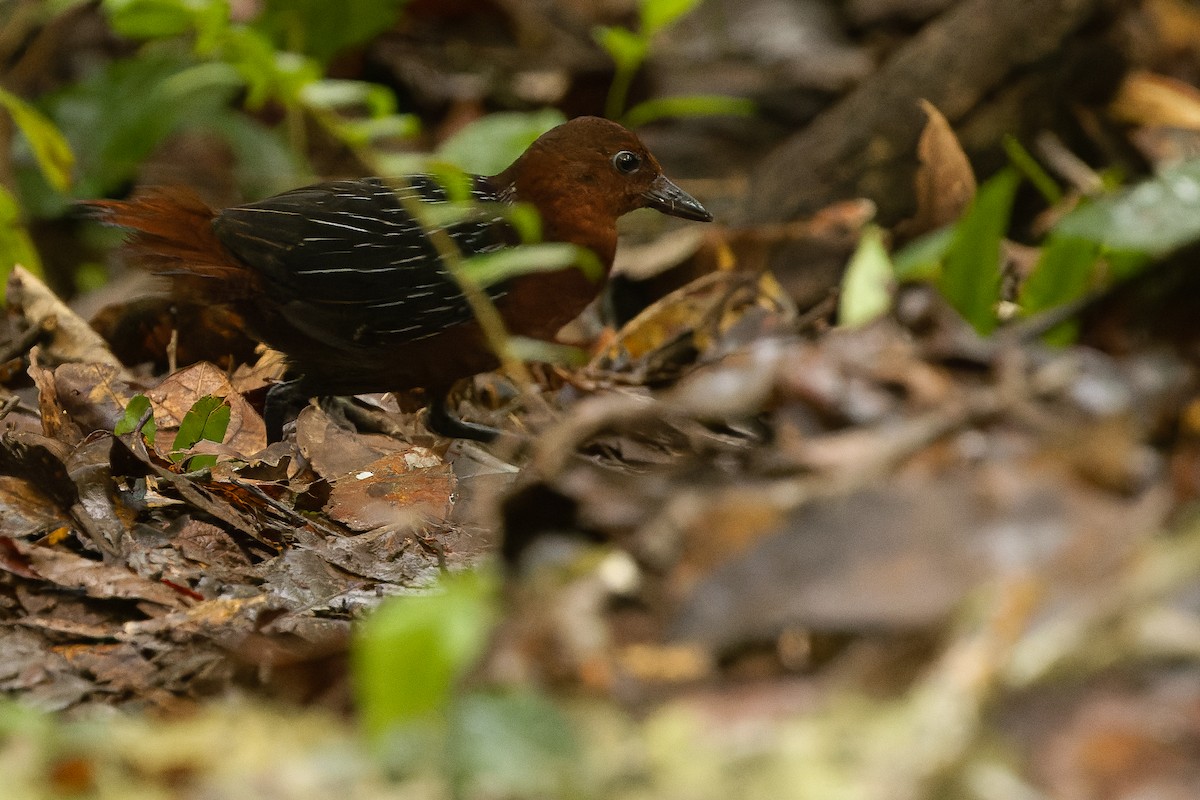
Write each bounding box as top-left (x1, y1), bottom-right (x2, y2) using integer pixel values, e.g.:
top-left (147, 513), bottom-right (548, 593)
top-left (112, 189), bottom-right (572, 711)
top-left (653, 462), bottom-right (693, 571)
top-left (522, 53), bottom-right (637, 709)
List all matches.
top-left (462, 243), bottom-right (603, 287)
top-left (353, 571), bottom-right (496, 736)
top-left (938, 168), bottom-right (1021, 335)
top-left (1018, 235), bottom-right (1100, 346)
top-left (623, 94), bottom-right (756, 128)
top-left (839, 226), bottom-right (893, 327)
top-left (1003, 135), bottom-right (1061, 205)
top-left (505, 203), bottom-right (543, 244)
top-left (115, 394), bottom-right (157, 445)
top-left (639, 0), bottom-right (703, 36)
top-left (335, 114), bottom-right (420, 148)
top-left (159, 61), bottom-right (244, 99)
top-left (423, 164), bottom-right (475, 204)
top-left (0, 87), bottom-right (74, 192)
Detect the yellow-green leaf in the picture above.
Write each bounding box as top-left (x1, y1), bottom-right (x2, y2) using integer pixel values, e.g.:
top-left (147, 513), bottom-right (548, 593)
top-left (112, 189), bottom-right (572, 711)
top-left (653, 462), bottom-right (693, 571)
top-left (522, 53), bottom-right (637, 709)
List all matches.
top-left (0, 87), bottom-right (73, 192)
top-left (839, 226), bottom-right (893, 327)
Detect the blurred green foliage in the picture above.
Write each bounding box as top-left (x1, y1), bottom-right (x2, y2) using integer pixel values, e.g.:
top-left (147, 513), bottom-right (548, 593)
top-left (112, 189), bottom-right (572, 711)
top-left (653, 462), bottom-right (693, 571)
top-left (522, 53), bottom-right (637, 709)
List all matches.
top-left (352, 570), bottom-right (579, 795)
top-left (882, 149), bottom-right (1200, 339)
top-left (354, 571), bottom-right (496, 735)
top-left (839, 225), bottom-right (892, 328)
top-left (0, 0), bottom-right (576, 295)
top-left (594, 0), bottom-right (754, 126)
top-left (936, 169), bottom-right (1020, 336)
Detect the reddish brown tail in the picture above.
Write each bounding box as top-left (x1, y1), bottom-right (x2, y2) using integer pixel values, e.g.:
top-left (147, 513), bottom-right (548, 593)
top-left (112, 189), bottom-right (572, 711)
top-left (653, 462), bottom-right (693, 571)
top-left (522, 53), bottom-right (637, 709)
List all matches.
top-left (86, 188), bottom-right (256, 300)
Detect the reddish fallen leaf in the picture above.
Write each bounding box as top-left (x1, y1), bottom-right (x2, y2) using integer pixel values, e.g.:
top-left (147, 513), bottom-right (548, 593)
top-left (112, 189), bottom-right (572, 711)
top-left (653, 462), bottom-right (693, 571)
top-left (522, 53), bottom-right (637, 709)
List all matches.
top-left (326, 451), bottom-right (455, 532)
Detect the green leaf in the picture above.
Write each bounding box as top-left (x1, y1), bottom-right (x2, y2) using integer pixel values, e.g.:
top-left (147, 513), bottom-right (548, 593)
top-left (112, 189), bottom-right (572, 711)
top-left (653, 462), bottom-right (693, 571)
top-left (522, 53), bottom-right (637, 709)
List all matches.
top-left (100, 0), bottom-right (201, 39)
top-left (299, 79), bottom-right (396, 117)
top-left (335, 114), bottom-right (420, 148)
top-left (447, 691), bottom-right (578, 798)
top-left (1018, 235), bottom-right (1100, 316)
top-left (20, 54), bottom-right (239, 208)
top-left (158, 60), bottom-right (244, 100)
top-left (892, 226), bottom-right (954, 282)
top-left (0, 87), bottom-right (74, 192)
top-left (171, 394), bottom-right (230, 468)
top-left (639, 0), bottom-right (703, 37)
top-left (115, 394), bottom-right (157, 444)
top-left (353, 571), bottom-right (496, 736)
top-left (462, 243), bottom-right (603, 287)
top-left (424, 164), bottom-right (475, 204)
top-left (1104, 248), bottom-right (1153, 282)
top-left (219, 26), bottom-right (320, 109)
top-left (504, 203), bottom-right (543, 244)
top-left (436, 110), bottom-right (566, 177)
top-left (1003, 135), bottom-right (1061, 205)
top-left (507, 337), bottom-right (588, 366)
top-left (938, 168), bottom-right (1021, 335)
top-left (256, 0), bottom-right (407, 64)
top-left (593, 25), bottom-right (649, 73)
top-left (622, 94), bottom-right (756, 128)
top-left (0, 187), bottom-right (42, 280)
top-left (1054, 157), bottom-right (1200, 259)
top-left (203, 111), bottom-right (308, 197)
top-left (1017, 236), bottom-right (1101, 346)
top-left (839, 226), bottom-right (893, 327)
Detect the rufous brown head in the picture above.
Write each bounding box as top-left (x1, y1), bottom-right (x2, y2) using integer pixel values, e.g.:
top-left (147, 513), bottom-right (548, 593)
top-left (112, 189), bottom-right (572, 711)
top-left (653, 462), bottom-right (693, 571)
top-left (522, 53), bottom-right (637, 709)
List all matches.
top-left (490, 116), bottom-right (712, 228)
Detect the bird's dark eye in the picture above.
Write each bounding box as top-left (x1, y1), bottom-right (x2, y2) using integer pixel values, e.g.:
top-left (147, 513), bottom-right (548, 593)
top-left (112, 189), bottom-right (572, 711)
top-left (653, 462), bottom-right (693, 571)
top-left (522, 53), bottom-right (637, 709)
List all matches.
top-left (612, 150), bottom-right (642, 175)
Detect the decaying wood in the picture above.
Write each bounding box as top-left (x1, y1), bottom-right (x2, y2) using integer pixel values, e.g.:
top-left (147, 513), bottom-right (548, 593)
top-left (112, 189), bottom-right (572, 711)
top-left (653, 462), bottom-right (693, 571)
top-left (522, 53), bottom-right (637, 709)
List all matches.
top-left (745, 0), bottom-right (1111, 225)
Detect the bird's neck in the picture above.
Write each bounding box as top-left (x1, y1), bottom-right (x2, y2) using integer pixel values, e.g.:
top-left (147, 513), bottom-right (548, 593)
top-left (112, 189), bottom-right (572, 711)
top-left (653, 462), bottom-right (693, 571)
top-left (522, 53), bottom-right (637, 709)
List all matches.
top-left (488, 170), bottom-right (618, 271)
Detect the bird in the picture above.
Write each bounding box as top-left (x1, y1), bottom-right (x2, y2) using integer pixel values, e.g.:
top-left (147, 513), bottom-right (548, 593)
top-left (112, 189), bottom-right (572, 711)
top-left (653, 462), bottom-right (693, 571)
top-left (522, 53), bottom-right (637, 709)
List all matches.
top-left (88, 116), bottom-right (713, 442)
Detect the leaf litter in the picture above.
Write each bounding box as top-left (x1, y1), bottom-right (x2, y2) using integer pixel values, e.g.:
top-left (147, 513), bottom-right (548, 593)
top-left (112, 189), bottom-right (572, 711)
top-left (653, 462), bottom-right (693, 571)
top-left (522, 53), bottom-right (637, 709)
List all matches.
top-left (9, 2), bottom-right (1200, 796)
top-left (6, 173), bottom-right (1200, 796)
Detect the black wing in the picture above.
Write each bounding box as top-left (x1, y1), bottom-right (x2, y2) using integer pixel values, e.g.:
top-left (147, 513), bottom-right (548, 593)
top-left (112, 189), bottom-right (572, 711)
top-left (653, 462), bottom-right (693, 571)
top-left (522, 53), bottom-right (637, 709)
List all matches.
top-left (212, 176), bottom-right (511, 345)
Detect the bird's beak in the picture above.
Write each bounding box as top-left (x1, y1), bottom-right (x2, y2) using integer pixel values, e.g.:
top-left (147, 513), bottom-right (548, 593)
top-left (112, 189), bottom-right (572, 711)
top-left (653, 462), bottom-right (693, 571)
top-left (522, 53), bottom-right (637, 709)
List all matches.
top-left (642, 174), bottom-right (713, 222)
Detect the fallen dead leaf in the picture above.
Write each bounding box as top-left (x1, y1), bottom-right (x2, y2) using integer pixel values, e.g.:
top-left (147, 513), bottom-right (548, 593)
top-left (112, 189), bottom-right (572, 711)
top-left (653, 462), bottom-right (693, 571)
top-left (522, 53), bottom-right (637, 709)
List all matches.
top-left (145, 362), bottom-right (267, 459)
top-left (900, 98), bottom-right (977, 237)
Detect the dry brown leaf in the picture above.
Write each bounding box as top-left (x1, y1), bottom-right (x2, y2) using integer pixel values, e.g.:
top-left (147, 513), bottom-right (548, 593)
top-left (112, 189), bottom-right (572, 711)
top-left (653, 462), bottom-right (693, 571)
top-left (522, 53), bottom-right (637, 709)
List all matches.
top-left (326, 451), bottom-right (455, 532)
top-left (1144, 0), bottom-right (1200, 51)
top-left (1110, 70), bottom-right (1200, 130)
top-left (6, 266), bottom-right (126, 371)
top-left (588, 270), bottom-right (794, 381)
top-left (145, 362), bottom-right (267, 458)
top-left (6, 538), bottom-right (186, 608)
top-left (28, 356), bottom-right (84, 445)
top-left (53, 362), bottom-right (137, 435)
top-left (902, 99), bottom-right (977, 237)
top-left (295, 404), bottom-right (417, 479)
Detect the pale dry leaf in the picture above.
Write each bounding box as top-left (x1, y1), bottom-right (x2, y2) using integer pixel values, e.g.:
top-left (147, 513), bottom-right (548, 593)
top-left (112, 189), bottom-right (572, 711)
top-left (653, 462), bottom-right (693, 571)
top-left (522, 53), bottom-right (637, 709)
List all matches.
top-left (904, 99), bottom-right (977, 235)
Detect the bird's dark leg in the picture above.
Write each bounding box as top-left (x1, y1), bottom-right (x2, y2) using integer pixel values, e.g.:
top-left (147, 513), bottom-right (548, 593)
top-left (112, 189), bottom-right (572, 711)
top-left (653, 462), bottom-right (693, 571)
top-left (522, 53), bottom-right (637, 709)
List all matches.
top-left (426, 393), bottom-right (500, 442)
top-left (264, 378), bottom-right (310, 442)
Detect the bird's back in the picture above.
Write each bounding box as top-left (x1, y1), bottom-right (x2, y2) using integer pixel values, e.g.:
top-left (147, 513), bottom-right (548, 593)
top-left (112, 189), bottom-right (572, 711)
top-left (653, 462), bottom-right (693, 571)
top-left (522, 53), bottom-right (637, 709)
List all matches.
top-left (214, 175), bottom-right (513, 349)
